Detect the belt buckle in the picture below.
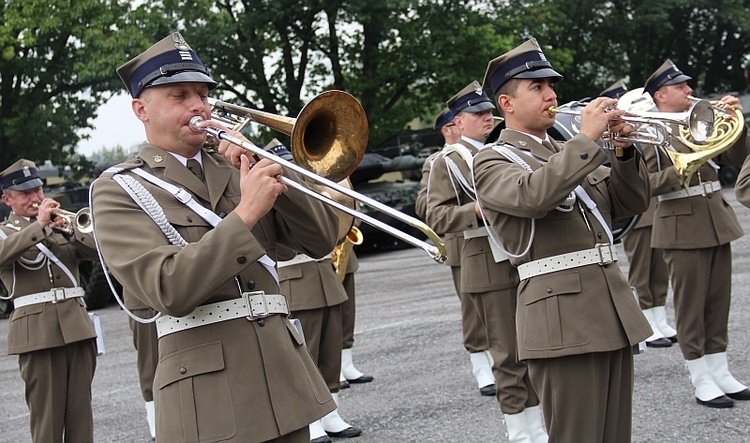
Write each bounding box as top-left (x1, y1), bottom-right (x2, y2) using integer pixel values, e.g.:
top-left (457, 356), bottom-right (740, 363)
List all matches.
top-left (595, 244), bottom-right (615, 266)
top-left (244, 290), bottom-right (270, 320)
top-left (701, 182), bottom-right (715, 196)
top-left (51, 288), bottom-right (66, 303)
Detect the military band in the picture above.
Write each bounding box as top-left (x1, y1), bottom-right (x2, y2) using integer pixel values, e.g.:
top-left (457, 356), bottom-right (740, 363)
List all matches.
top-left (4, 26), bottom-right (750, 443)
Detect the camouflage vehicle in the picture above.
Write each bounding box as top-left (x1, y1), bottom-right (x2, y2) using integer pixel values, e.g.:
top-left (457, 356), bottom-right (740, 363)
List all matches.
top-left (351, 128), bottom-right (443, 252)
top-left (0, 182), bottom-right (116, 317)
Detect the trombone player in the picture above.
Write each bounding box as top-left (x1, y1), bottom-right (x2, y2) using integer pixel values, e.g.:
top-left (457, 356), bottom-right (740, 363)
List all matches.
top-left (92, 32), bottom-right (339, 442)
top-left (641, 60), bottom-right (750, 408)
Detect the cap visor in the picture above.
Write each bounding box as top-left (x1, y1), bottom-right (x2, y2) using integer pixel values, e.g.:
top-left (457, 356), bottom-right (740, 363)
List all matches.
top-left (514, 68), bottom-right (564, 82)
top-left (462, 101), bottom-right (495, 113)
top-left (7, 178), bottom-right (43, 191)
top-left (149, 71), bottom-right (218, 89)
top-left (663, 74), bottom-right (692, 86)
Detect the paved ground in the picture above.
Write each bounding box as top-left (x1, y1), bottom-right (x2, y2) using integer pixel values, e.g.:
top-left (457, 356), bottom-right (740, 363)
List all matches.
top-left (0, 189), bottom-right (749, 442)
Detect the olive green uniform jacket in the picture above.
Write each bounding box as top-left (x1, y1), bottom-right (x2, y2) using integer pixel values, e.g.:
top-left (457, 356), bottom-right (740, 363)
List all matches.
top-left (91, 144), bottom-right (338, 442)
top-left (473, 131), bottom-right (652, 360)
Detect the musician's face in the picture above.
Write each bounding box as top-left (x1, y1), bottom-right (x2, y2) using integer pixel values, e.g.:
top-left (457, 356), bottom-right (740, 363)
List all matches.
top-left (2, 186), bottom-right (44, 217)
top-left (455, 109), bottom-right (495, 143)
top-left (655, 82), bottom-right (693, 113)
top-left (133, 82), bottom-right (212, 156)
top-left (502, 78), bottom-right (558, 138)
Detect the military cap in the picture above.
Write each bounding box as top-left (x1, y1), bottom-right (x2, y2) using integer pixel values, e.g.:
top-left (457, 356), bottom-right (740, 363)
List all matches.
top-left (434, 107), bottom-right (455, 130)
top-left (117, 32), bottom-right (217, 98)
top-left (600, 80), bottom-right (628, 99)
top-left (0, 159), bottom-right (44, 191)
top-left (644, 59), bottom-right (692, 97)
top-left (482, 38), bottom-right (563, 96)
top-left (446, 81), bottom-right (495, 115)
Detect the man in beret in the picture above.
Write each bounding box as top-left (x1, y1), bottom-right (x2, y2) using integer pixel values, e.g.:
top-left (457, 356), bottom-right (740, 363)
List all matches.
top-left (602, 80), bottom-right (676, 349)
top-left (0, 159), bottom-right (99, 442)
top-left (91, 32), bottom-right (339, 442)
top-left (473, 38), bottom-right (652, 442)
top-left (642, 59), bottom-right (750, 408)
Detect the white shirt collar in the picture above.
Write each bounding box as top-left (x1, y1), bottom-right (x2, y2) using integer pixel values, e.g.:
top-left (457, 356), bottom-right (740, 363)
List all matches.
top-left (168, 151), bottom-right (203, 167)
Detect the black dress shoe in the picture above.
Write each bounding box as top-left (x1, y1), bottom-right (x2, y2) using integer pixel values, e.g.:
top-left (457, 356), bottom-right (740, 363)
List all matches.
top-left (340, 380), bottom-right (350, 390)
top-left (346, 374), bottom-right (374, 384)
top-left (727, 388), bottom-right (750, 400)
top-left (666, 335), bottom-right (678, 343)
top-left (327, 426), bottom-right (362, 438)
top-left (696, 395), bottom-right (734, 408)
top-left (479, 384), bottom-right (496, 396)
top-left (646, 337), bottom-right (672, 348)
top-left (311, 436), bottom-right (333, 443)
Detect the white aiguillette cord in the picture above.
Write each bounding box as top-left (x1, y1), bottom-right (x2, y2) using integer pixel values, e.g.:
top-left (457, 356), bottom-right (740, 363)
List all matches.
top-left (128, 168), bottom-right (279, 284)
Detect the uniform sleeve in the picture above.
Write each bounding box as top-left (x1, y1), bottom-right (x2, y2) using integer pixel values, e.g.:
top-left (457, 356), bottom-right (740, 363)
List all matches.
top-left (735, 155), bottom-right (750, 208)
top-left (424, 155), bottom-right (477, 234)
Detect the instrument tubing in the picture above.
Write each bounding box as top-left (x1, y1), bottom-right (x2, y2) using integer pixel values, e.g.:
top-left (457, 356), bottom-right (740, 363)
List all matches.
top-left (155, 291), bottom-right (289, 338)
top-left (517, 244), bottom-right (617, 280)
top-left (657, 180), bottom-right (721, 201)
top-left (13, 287), bottom-right (85, 309)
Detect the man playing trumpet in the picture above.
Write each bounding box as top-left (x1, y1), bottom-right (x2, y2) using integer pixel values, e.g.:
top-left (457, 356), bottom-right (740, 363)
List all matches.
top-left (0, 158), bottom-right (99, 442)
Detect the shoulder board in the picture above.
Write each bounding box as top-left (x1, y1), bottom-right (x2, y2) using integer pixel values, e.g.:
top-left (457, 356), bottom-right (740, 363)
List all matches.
top-left (99, 158), bottom-right (145, 178)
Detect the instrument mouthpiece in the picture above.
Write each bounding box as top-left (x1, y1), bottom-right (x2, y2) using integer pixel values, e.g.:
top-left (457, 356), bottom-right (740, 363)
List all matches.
top-left (189, 116), bottom-right (205, 132)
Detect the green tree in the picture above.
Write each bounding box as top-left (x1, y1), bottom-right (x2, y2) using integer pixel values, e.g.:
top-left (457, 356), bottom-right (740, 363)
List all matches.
top-left (0, 0), bottom-right (162, 175)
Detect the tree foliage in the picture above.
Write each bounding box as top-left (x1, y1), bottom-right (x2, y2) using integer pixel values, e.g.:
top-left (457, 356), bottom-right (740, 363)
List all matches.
top-left (3, 0), bottom-right (750, 169)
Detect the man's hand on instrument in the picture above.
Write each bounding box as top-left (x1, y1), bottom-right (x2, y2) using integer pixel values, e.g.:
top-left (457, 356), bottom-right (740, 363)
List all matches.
top-left (579, 97), bottom-right (626, 142)
top-left (719, 95), bottom-right (742, 113)
top-left (234, 154), bottom-right (288, 229)
top-left (34, 198), bottom-right (65, 231)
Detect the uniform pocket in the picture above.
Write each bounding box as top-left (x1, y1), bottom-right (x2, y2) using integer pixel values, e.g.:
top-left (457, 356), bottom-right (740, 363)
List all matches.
top-left (521, 271), bottom-right (590, 351)
top-left (9, 303), bottom-right (45, 348)
top-left (155, 341), bottom-right (236, 442)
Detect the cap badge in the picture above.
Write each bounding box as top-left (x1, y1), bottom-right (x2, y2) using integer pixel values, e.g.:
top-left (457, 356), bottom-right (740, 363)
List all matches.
top-left (172, 33), bottom-right (190, 51)
top-left (538, 52), bottom-right (547, 62)
top-left (474, 84), bottom-right (483, 95)
top-left (22, 165), bottom-right (31, 178)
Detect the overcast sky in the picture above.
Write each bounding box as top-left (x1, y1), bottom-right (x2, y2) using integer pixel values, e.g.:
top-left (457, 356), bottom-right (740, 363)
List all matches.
top-left (77, 93), bottom-right (146, 157)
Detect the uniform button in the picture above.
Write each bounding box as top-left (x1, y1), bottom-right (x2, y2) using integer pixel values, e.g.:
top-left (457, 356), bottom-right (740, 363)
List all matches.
top-left (546, 288), bottom-right (553, 294)
top-left (247, 280), bottom-right (256, 290)
top-left (186, 216), bottom-right (193, 222)
top-left (597, 232), bottom-right (602, 239)
top-left (218, 212), bottom-right (227, 218)
top-left (237, 256), bottom-right (247, 264)
top-left (467, 222), bottom-right (474, 228)
top-left (31, 237), bottom-right (37, 241)
top-left (56, 275), bottom-right (61, 280)
top-left (179, 366), bottom-right (187, 375)
top-left (257, 319), bottom-right (265, 327)
top-left (580, 152), bottom-right (588, 159)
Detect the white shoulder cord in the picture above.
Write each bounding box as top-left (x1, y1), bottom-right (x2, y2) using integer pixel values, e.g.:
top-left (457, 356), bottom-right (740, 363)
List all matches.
top-left (442, 143), bottom-right (478, 202)
top-left (0, 227), bottom-right (79, 298)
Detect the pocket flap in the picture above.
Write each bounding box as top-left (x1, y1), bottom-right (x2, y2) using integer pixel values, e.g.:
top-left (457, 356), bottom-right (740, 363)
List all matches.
top-left (278, 264), bottom-right (303, 282)
top-left (658, 198), bottom-right (692, 217)
top-left (524, 271), bottom-right (582, 305)
top-left (157, 341), bottom-right (225, 390)
top-left (11, 302), bottom-right (44, 320)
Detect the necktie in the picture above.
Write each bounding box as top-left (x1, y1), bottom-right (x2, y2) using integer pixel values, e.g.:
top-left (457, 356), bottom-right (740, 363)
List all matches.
top-left (186, 159), bottom-right (204, 182)
top-left (542, 140), bottom-right (556, 153)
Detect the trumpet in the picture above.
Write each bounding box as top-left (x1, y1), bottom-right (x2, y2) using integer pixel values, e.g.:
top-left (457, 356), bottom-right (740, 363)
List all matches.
top-left (32, 203), bottom-right (93, 235)
top-left (192, 91), bottom-right (447, 263)
top-left (547, 92), bottom-right (715, 147)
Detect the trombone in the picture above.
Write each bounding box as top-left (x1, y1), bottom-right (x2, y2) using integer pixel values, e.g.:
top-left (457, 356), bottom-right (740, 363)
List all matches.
top-left (190, 91), bottom-right (447, 263)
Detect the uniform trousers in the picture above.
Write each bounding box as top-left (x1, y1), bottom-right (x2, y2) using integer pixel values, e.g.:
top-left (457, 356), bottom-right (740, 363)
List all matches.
top-left (527, 347), bottom-right (633, 443)
top-left (294, 304), bottom-right (344, 393)
top-left (470, 287), bottom-right (538, 413)
top-left (128, 308), bottom-right (159, 402)
top-left (622, 227), bottom-right (669, 309)
top-left (663, 244), bottom-right (732, 360)
top-left (451, 266), bottom-right (488, 353)
top-left (19, 338), bottom-right (97, 443)
top-left (341, 272), bottom-right (356, 350)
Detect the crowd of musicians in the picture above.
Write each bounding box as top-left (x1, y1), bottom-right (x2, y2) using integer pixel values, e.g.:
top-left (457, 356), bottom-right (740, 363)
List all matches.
top-left (1, 32), bottom-right (749, 443)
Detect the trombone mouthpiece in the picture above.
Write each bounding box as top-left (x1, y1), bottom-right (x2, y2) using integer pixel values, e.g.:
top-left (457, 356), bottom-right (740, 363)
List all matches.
top-left (189, 116), bottom-right (205, 132)
top-left (547, 106), bottom-right (557, 115)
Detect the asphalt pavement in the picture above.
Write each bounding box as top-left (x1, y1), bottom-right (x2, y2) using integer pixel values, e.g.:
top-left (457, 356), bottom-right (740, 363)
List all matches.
top-left (0, 189), bottom-right (749, 442)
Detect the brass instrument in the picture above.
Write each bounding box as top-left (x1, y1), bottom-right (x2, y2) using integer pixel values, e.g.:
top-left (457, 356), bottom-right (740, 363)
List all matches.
top-left (32, 204), bottom-right (93, 235)
top-left (332, 226), bottom-right (363, 281)
top-left (192, 90), bottom-right (447, 263)
top-left (548, 90), bottom-right (715, 147)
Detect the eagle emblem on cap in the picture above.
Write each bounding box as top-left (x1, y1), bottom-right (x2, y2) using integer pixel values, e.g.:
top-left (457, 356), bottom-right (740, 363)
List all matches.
top-left (171, 33), bottom-right (190, 51)
top-left (21, 161), bottom-right (31, 177)
top-left (473, 82), bottom-right (483, 96)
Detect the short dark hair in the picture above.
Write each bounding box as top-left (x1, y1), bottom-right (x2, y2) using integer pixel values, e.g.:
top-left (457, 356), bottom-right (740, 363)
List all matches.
top-left (494, 78), bottom-right (522, 116)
